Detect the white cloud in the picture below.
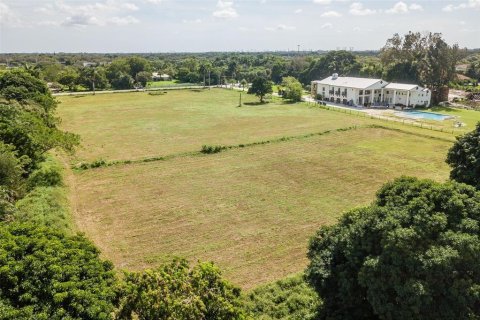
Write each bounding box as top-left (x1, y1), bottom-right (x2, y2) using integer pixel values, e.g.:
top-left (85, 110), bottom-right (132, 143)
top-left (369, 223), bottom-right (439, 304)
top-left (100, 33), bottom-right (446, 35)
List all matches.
top-left (294, 8), bottom-right (303, 14)
top-left (386, 2), bottom-right (408, 14)
top-left (144, 0), bottom-right (163, 4)
top-left (320, 22), bottom-right (333, 29)
top-left (442, 0), bottom-right (480, 12)
top-left (321, 10), bottom-right (342, 17)
top-left (313, 0), bottom-right (332, 4)
top-left (182, 18), bottom-right (202, 24)
top-left (213, 0), bottom-right (238, 18)
top-left (386, 2), bottom-right (423, 14)
top-left (0, 1), bottom-right (21, 26)
top-left (109, 15), bottom-right (139, 26)
top-left (265, 24), bottom-right (296, 31)
top-left (35, 0), bottom-right (141, 28)
top-left (349, 2), bottom-right (376, 15)
top-left (409, 3), bottom-right (423, 11)
top-left (353, 26), bottom-right (360, 31)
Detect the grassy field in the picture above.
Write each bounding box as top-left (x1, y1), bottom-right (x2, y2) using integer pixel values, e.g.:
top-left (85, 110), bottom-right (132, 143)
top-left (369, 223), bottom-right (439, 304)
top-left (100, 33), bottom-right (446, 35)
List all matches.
top-left (71, 127), bottom-right (451, 289)
top-left (56, 89), bottom-right (465, 289)
top-left (57, 89), bottom-right (388, 163)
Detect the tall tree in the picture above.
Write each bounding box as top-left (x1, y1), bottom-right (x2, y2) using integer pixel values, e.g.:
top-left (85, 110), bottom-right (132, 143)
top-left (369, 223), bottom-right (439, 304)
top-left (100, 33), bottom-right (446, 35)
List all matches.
top-left (307, 177), bottom-right (480, 319)
top-left (446, 123), bottom-right (480, 188)
top-left (380, 32), bottom-right (464, 103)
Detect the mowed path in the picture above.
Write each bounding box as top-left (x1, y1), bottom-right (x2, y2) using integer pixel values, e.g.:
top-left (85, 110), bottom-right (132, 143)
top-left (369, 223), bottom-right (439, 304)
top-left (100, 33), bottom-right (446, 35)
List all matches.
top-left (72, 127), bottom-right (451, 289)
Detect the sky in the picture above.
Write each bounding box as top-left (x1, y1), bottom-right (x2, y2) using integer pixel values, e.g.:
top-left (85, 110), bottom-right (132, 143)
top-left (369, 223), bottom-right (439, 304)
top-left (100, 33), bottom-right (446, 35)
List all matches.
top-left (0, 0), bottom-right (479, 53)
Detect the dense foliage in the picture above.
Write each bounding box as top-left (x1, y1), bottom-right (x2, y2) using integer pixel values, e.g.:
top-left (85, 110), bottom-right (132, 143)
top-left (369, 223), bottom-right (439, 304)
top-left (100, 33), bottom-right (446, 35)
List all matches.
top-left (447, 123), bottom-right (480, 188)
top-left (116, 259), bottom-right (246, 320)
top-left (243, 274), bottom-right (319, 320)
top-left (306, 177), bottom-right (480, 319)
top-left (0, 222), bottom-right (117, 320)
top-left (380, 32), bottom-right (464, 103)
top-left (280, 77), bottom-right (303, 102)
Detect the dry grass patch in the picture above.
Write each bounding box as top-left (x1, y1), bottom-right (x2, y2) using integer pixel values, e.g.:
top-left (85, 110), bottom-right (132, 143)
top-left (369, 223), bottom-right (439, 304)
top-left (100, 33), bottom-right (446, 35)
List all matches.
top-left (72, 127), bottom-right (451, 289)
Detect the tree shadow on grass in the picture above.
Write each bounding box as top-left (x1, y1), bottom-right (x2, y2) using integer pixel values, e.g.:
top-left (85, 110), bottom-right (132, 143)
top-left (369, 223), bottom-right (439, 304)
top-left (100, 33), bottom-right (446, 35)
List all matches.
top-left (243, 101), bottom-right (271, 107)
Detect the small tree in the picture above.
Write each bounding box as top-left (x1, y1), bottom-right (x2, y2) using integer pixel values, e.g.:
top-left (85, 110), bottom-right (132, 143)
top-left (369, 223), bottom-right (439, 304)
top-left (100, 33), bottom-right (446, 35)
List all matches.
top-left (306, 177), bottom-right (480, 319)
top-left (240, 79), bottom-right (248, 91)
top-left (116, 258), bottom-right (246, 319)
top-left (446, 122), bottom-right (480, 188)
top-left (57, 67), bottom-right (79, 91)
top-left (247, 77), bottom-right (272, 103)
top-left (281, 76), bottom-right (303, 102)
top-left (136, 71), bottom-right (152, 87)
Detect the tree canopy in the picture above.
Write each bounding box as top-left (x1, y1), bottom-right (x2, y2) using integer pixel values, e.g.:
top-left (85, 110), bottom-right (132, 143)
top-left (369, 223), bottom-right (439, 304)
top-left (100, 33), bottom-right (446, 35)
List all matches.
top-left (446, 123), bottom-right (480, 188)
top-left (248, 77), bottom-right (273, 103)
top-left (0, 222), bottom-right (117, 320)
top-left (281, 76), bottom-right (303, 102)
top-left (306, 177), bottom-right (480, 319)
top-left (115, 259), bottom-right (246, 320)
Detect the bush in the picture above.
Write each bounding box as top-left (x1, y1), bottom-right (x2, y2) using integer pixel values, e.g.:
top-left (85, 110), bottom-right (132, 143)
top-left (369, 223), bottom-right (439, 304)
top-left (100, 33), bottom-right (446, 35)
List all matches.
top-left (201, 145), bottom-right (226, 154)
top-left (306, 177), bottom-right (480, 319)
top-left (446, 122), bottom-right (480, 188)
top-left (27, 156), bottom-right (63, 190)
top-left (116, 258), bottom-right (246, 320)
top-left (0, 222), bottom-right (117, 320)
top-left (243, 274), bottom-right (320, 320)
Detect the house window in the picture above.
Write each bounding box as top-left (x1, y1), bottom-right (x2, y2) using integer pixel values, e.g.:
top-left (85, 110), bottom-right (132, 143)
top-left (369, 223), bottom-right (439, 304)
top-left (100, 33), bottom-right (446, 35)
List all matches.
top-left (386, 91), bottom-right (389, 94)
top-left (359, 90), bottom-right (364, 95)
top-left (365, 90), bottom-right (371, 95)
top-left (322, 87), bottom-right (325, 91)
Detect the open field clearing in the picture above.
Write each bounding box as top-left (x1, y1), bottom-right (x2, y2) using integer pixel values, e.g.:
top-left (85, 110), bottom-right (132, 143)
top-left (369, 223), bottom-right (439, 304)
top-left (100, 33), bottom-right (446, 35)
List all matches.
top-left (57, 89), bottom-right (441, 163)
top-left (72, 127), bottom-right (451, 289)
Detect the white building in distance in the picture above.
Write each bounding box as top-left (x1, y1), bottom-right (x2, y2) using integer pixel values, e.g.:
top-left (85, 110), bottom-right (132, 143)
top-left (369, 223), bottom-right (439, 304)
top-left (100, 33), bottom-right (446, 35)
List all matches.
top-left (311, 74), bottom-right (431, 108)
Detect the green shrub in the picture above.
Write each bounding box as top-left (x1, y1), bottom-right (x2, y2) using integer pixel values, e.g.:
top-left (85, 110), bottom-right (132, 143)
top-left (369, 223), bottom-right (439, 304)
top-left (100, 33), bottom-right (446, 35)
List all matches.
top-left (27, 156), bottom-right (63, 190)
top-left (201, 145), bottom-right (226, 154)
top-left (15, 186), bottom-right (72, 233)
top-left (243, 274), bottom-right (320, 320)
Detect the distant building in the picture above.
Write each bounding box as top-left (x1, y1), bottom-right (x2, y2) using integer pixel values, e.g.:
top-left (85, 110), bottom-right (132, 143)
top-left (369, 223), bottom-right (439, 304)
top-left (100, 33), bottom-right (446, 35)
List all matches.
top-left (82, 62), bottom-right (97, 68)
top-left (152, 72), bottom-right (171, 81)
top-left (311, 74), bottom-right (431, 108)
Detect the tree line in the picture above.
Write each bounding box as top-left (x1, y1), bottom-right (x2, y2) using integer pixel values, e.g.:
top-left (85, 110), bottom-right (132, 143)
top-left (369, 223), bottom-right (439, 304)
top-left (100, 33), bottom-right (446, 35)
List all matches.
top-left (2, 32), bottom-right (470, 104)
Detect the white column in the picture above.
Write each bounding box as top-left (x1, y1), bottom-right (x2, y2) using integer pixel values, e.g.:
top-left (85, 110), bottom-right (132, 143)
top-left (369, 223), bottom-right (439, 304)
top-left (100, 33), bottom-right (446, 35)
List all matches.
top-left (370, 90), bottom-right (374, 105)
top-left (406, 91), bottom-right (410, 107)
top-left (393, 90), bottom-right (397, 105)
top-left (380, 88), bottom-right (384, 104)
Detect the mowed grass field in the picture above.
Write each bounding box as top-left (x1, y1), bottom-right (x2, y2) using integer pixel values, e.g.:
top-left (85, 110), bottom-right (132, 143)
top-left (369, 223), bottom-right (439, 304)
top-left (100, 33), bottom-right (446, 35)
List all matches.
top-left (58, 89), bottom-right (393, 163)
top-left (71, 126), bottom-right (451, 289)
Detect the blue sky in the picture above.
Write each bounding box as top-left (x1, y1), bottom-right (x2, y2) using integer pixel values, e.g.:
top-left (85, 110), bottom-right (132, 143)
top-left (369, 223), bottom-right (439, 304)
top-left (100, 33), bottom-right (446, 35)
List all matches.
top-left (0, 0), bottom-right (479, 52)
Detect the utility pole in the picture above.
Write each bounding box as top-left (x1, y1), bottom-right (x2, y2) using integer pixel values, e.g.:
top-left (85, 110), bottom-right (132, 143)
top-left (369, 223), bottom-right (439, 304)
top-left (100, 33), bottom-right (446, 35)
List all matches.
top-left (297, 44), bottom-right (300, 54)
top-left (239, 92), bottom-right (242, 107)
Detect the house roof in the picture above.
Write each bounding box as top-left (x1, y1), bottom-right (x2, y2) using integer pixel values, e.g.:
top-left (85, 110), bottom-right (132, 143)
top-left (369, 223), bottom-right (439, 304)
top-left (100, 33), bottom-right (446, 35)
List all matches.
top-left (384, 83), bottom-right (418, 91)
top-left (315, 76), bottom-right (385, 89)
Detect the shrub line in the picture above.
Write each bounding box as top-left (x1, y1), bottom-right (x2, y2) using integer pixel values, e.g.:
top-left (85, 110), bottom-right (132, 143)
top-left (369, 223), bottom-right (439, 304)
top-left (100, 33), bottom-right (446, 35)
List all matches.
top-left (74, 124), bottom-right (454, 171)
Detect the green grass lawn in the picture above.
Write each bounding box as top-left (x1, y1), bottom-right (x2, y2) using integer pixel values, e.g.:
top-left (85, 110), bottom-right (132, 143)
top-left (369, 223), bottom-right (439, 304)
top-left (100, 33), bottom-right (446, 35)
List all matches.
top-left (57, 89), bottom-right (383, 163)
top-left (57, 89), bottom-right (459, 164)
top-left (428, 106), bottom-right (480, 131)
top-left (146, 80), bottom-right (197, 88)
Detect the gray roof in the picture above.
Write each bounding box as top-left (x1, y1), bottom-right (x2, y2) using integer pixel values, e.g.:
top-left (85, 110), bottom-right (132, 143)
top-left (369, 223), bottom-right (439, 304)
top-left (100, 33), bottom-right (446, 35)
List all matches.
top-left (315, 76), bottom-right (385, 89)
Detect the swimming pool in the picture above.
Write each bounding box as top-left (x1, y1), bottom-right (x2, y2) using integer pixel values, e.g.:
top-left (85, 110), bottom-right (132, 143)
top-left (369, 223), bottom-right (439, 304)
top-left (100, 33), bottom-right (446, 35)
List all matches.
top-left (396, 111), bottom-right (452, 121)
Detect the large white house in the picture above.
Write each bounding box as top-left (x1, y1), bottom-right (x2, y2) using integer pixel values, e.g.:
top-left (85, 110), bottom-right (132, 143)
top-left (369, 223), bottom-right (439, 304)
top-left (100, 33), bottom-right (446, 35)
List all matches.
top-left (311, 74), bottom-right (431, 108)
